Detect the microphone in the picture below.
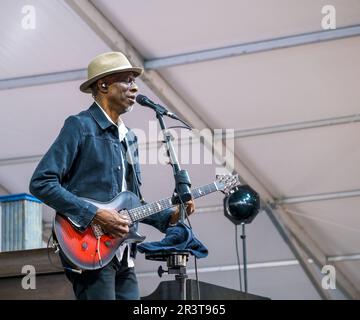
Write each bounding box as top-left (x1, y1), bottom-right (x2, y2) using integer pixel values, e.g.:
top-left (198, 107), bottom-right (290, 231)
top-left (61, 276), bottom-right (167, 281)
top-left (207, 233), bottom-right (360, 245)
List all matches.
top-left (135, 94), bottom-right (179, 120)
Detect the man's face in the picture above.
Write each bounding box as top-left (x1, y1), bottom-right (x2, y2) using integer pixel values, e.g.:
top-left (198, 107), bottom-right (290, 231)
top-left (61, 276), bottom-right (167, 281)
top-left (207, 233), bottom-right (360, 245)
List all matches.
top-left (103, 71), bottom-right (138, 114)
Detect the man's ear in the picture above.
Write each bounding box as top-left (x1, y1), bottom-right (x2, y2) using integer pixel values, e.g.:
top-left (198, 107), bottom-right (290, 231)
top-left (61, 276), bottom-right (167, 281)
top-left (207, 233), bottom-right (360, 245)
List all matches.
top-left (98, 81), bottom-right (108, 93)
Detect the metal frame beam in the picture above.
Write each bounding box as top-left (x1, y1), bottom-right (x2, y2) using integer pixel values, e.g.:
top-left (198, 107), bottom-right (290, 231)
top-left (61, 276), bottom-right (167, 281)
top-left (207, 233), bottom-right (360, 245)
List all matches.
top-left (0, 69), bottom-right (86, 90)
top-left (263, 202), bottom-right (331, 299)
top-left (275, 189), bottom-right (360, 205)
top-left (328, 254), bottom-right (360, 262)
top-left (229, 114), bottom-right (360, 139)
top-left (137, 253), bottom-right (360, 278)
top-left (144, 25), bottom-right (360, 69)
top-left (263, 202), bottom-right (360, 299)
top-left (0, 155), bottom-right (42, 167)
top-left (0, 183), bottom-right (10, 194)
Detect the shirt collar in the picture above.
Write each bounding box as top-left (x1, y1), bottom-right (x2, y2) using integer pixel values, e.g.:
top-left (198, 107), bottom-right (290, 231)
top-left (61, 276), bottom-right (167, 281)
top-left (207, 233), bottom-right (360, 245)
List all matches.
top-left (89, 102), bottom-right (113, 130)
top-left (91, 101), bottom-right (128, 141)
top-left (95, 101), bottom-right (118, 126)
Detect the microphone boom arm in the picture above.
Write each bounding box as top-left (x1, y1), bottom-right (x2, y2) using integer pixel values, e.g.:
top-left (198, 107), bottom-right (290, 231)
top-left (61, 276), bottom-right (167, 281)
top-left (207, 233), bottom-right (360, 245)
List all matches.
top-left (136, 94), bottom-right (192, 222)
top-left (136, 94), bottom-right (192, 130)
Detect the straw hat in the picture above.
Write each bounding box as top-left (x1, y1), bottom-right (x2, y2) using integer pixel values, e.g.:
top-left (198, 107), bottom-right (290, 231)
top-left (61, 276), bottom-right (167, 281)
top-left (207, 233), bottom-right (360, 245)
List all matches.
top-left (80, 52), bottom-right (143, 93)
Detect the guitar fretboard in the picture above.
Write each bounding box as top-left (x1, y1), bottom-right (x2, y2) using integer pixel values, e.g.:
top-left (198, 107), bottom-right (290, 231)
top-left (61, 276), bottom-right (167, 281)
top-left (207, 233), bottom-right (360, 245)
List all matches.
top-left (128, 182), bottom-right (218, 222)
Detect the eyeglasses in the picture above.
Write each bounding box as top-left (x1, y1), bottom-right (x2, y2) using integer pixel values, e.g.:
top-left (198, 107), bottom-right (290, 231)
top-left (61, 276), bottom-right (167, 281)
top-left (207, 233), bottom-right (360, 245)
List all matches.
top-left (109, 74), bottom-right (137, 88)
top-left (122, 79), bottom-right (136, 87)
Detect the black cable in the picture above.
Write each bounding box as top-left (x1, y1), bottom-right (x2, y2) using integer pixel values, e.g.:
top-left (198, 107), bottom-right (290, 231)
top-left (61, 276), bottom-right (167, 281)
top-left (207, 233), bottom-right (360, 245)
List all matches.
top-left (184, 209), bottom-right (200, 300)
top-left (235, 224), bottom-right (243, 291)
top-left (170, 118), bottom-right (192, 130)
top-left (167, 125), bottom-right (192, 130)
top-left (176, 191), bottom-right (201, 300)
top-left (193, 256), bottom-right (201, 300)
top-left (46, 233), bottom-right (64, 272)
top-left (47, 233), bottom-right (83, 274)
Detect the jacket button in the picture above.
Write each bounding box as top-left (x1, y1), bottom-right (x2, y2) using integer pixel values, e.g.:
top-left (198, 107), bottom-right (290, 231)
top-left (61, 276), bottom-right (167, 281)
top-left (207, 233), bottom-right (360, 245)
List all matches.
top-left (118, 166), bottom-right (122, 170)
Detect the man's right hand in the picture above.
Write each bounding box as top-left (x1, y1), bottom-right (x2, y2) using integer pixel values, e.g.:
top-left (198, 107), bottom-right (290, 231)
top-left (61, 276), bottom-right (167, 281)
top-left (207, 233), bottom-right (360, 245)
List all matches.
top-left (93, 208), bottom-right (130, 239)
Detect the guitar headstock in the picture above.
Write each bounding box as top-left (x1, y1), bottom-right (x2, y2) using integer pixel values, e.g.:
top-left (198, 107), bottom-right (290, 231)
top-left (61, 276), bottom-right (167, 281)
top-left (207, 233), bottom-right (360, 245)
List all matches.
top-left (215, 174), bottom-right (240, 194)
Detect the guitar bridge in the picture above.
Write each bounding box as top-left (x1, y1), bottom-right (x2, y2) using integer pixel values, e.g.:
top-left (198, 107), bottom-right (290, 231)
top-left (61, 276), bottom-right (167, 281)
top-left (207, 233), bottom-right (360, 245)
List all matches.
top-left (91, 223), bottom-right (104, 239)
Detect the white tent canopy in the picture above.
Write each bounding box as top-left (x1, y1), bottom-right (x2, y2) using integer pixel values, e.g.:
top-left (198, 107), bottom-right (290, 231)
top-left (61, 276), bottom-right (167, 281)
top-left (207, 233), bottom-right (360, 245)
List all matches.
top-left (0, 0), bottom-right (359, 299)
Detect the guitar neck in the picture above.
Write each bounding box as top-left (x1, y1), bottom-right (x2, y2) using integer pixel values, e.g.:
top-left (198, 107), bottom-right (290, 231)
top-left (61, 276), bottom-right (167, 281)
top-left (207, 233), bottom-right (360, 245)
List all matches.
top-left (128, 182), bottom-right (219, 223)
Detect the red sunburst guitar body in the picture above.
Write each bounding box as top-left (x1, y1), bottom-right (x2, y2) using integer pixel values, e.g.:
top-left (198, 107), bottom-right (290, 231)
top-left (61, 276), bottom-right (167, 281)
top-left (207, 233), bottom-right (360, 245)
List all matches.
top-left (54, 191), bottom-right (144, 271)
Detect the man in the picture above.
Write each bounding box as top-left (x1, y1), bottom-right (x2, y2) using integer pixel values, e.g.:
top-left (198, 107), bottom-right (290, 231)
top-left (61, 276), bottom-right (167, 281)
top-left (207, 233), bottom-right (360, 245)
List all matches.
top-left (29, 51), bottom-right (195, 300)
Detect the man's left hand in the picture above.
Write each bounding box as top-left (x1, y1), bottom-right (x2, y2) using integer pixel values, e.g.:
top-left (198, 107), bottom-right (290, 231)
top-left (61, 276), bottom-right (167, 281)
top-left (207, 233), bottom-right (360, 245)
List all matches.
top-left (170, 199), bottom-right (195, 225)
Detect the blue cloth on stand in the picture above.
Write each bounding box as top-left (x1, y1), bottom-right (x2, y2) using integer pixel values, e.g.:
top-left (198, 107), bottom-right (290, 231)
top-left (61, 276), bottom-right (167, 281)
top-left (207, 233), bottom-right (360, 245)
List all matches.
top-left (137, 222), bottom-right (208, 258)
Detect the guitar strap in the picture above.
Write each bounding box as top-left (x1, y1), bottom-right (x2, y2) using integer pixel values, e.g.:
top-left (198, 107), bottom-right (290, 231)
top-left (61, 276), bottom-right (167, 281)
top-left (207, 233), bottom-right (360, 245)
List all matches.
top-left (124, 130), bottom-right (145, 205)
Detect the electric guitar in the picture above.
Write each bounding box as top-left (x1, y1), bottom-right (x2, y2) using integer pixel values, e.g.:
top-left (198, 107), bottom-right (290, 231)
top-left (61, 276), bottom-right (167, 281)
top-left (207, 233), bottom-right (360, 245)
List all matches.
top-left (53, 175), bottom-right (239, 270)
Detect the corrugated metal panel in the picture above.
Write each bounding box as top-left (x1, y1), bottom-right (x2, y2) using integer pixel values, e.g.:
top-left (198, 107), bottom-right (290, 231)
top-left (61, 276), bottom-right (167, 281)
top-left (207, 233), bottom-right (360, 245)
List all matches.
top-left (24, 200), bottom-right (42, 249)
top-left (0, 205), bottom-right (2, 250)
top-left (0, 194), bottom-right (42, 252)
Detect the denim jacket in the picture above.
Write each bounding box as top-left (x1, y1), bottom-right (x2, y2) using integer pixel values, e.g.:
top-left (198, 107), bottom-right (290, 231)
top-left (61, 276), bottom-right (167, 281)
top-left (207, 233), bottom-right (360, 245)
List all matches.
top-left (29, 103), bottom-right (174, 256)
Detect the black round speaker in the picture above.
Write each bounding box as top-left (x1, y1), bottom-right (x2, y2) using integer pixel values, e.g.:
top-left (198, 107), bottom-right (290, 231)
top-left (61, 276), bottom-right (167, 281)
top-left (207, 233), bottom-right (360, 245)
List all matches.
top-left (224, 185), bottom-right (260, 225)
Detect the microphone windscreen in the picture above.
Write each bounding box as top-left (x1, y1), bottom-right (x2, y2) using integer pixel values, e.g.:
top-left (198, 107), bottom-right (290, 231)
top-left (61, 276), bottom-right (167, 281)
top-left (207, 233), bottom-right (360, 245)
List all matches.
top-left (135, 94), bottom-right (147, 105)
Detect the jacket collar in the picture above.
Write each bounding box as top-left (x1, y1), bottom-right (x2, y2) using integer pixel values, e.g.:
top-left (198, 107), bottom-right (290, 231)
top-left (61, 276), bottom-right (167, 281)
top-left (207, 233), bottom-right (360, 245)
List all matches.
top-left (88, 103), bottom-right (135, 143)
top-left (89, 102), bottom-right (114, 130)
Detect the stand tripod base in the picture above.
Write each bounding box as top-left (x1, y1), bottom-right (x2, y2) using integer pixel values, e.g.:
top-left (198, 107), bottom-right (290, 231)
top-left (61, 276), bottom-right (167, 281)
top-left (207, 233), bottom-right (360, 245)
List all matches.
top-left (141, 279), bottom-right (270, 300)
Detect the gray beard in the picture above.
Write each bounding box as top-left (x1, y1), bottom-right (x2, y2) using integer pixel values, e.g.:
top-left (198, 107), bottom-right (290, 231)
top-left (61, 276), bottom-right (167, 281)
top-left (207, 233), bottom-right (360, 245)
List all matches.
top-left (124, 105), bottom-right (134, 113)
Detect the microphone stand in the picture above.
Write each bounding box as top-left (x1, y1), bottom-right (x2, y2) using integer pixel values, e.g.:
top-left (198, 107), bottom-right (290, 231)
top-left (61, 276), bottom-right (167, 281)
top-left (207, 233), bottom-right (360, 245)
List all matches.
top-left (155, 111), bottom-right (192, 223)
top-left (153, 110), bottom-right (192, 301)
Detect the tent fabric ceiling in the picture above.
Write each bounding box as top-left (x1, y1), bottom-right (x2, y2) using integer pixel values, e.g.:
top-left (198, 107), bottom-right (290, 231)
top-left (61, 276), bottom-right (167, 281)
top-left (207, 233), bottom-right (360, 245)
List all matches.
top-left (159, 36), bottom-right (360, 130)
top-left (93, 0), bottom-right (360, 58)
top-left (0, 0), bottom-right (359, 299)
top-left (0, 0), bottom-right (109, 78)
top-left (234, 124), bottom-right (360, 197)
